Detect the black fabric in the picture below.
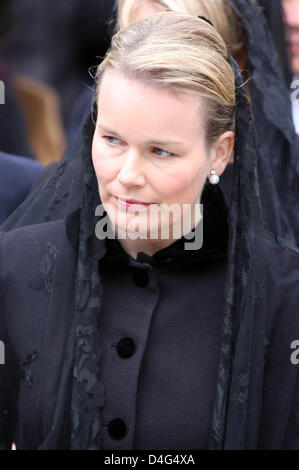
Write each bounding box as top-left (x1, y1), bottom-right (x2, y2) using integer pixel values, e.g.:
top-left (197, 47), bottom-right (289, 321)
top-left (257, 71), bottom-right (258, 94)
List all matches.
top-left (29, 162), bottom-right (59, 194)
top-left (0, 0), bottom-right (14, 46)
top-left (257, 0), bottom-right (293, 86)
top-left (0, 191), bottom-right (299, 449)
top-left (96, 202), bottom-right (227, 450)
top-left (0, 12), bottom-right (299, 450)
top-left (228, 0), bottom-right (299, 245)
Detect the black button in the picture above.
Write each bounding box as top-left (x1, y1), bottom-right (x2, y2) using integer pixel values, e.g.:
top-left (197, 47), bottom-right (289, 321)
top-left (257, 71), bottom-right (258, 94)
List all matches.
top-left (108, 418), bottom-right (127, 440)
top-left (117, 337), bottom-right (136, 358)
top-left (131, 267), bottom-right (149, 287)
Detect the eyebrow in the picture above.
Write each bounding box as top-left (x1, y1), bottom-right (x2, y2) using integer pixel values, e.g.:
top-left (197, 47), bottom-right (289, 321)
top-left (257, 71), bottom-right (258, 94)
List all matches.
top-left (97, 124), bottom-right (186, 147)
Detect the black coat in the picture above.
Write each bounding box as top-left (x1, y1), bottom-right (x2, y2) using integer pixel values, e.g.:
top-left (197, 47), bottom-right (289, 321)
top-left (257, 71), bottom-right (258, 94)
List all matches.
top-left (0, 188), bottom-right (299, 449)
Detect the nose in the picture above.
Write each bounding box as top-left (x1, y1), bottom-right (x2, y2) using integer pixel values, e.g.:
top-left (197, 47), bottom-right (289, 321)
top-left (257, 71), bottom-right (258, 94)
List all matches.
top-left (117, 149), bottom-right (146, 187)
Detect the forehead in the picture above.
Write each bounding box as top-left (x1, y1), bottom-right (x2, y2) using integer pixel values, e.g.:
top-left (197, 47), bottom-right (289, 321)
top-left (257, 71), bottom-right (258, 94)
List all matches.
top-left (97, 68), bottom-right (206, 142)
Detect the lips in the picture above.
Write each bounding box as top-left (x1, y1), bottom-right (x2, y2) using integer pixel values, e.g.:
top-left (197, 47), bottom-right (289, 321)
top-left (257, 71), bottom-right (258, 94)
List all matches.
top-left (117, 197), bottom-right (150, 205)
top-left (115, 196), bottom-right (151, 210)
top-left (288, 41), bottom-right (299, 52)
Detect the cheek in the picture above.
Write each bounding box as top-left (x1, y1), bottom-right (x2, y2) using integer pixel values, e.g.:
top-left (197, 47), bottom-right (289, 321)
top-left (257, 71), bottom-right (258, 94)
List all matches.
top-left (293, 55), bottom-right (299, 72)
top-left (161, 164), bottom-right (207, 201)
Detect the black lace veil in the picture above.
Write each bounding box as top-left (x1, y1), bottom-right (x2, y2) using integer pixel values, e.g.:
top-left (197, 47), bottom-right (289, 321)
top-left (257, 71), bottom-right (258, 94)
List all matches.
top-left (0, 10), bottom-right (297, 449)
top-left (228, 0), bottom-right (299, 244)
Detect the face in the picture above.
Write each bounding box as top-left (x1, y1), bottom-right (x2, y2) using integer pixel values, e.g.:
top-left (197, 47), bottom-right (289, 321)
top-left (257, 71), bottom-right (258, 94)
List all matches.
top-left (130, 1), bottom-right (167, 24)
top-left (282, 0), bottom-right (299, 76)
top-left (92, 68), bottom-right (233, 245)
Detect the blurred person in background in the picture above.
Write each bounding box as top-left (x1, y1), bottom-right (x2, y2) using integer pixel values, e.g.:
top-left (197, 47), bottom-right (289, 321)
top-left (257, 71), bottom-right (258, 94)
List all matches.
top-left (0, 1), bottom-right (44, 223)
top-left (283, 0), bottom-right (299, 77)
top-left (258, 0), bottom-right (293, 86)
top-left (0, 1), bottom-right (63, 224)
top-left (258, 0), bottom-right (299, 134)
top-left (0, 0), bottom-right (66, 164)
top-left (282, 0), bottom-right (299, 134)
top-left (0, 0), bottom-right (115, 127)
top-left (0, 0), bottom-right (34, 158)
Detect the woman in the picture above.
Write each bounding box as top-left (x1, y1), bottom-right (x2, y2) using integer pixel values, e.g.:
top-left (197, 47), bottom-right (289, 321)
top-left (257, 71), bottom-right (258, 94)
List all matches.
top-left (117, 0), bottom-right (299, 245)
top-left (0, 12), bottom-right (299, 450)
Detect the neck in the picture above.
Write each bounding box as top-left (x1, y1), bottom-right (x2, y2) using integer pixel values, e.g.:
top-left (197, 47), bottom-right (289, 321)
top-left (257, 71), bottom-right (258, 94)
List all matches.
top-left (117, 235), bottom-right (180, 260)
top-left (116, 210), bottom-right (203, 260)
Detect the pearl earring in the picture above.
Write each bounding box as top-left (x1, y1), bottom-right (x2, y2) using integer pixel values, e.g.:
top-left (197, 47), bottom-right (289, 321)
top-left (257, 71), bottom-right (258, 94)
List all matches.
top-left (209, 169), bottom-right (219, 185)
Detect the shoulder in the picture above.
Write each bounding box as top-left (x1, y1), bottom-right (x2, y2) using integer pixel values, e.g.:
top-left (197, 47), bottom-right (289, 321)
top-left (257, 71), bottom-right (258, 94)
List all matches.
top-left (0, 219), bottom-right (77, 354)
top-left (1, 218), bottom-right (67, 250)
top-left (252, 229), bottom-right (299, 302)
top-left (0, 152), bottom-right (43, 224)
top-left (0, 218), bottom-right (76, 290)
top-left (251, 229), bottom-right (299, 336)
top-left (250, 227), bottom-right (299, 271)
top-left (261, 231), bottom-right (299, 278)
top-left (29, 162), bottom-right (59, 193)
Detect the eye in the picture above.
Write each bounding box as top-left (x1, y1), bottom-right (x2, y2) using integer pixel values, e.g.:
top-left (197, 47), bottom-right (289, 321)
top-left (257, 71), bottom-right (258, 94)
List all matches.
top-left (153, 147), bottom-right (175, 159)
top-left (103, 136), bottom-right (122, 146)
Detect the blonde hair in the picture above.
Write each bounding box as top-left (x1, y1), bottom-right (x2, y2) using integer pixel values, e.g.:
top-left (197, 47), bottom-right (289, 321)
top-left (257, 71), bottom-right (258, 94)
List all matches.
top-left (117, 0), bottom-right (244, 58)
top-left (96, 12), bottom-right (235, 146)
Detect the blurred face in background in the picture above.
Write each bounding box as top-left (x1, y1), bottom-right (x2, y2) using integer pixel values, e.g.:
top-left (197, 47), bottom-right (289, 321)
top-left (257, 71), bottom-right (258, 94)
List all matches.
top-left (282, 0), bottom-right (299, 76)
top-left (130, 1), bottom-right (167, 24)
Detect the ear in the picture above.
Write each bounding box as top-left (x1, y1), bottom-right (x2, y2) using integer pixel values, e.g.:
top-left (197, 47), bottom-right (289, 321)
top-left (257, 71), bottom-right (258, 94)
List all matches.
top-left (209, 131), bottom-right (235, 177)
